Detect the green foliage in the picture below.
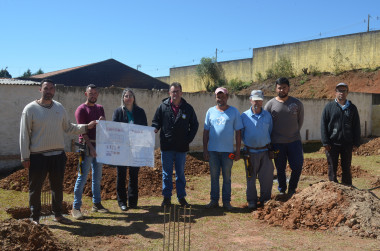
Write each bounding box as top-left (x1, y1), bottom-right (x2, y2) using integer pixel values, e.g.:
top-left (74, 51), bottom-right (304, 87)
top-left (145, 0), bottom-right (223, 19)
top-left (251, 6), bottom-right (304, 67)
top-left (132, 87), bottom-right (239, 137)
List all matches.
top-left (255, 72), bottom-right (264, 82)
top-left (299, 74), bottom-right (309, 85)
top-left (0, 67), bottom-right (12, 78)
top-left (308, 65), bottom-right (321, 76)
top-left (21, 69), bottom-right (32, 78)
top-left (34, 68), bottom-right (44, 75)
top-left (329, 49), bottom-right (357, 75)
top-left (227, 78), bottom-right (251, 92)
top-left (196, 57), bottom-right (225, 92)
top-left (265, 56), bottom-right (295, 79)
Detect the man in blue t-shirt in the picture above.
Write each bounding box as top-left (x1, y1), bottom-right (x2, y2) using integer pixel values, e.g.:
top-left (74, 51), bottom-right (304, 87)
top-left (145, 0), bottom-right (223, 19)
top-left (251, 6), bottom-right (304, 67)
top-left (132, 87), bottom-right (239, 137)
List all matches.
top-left (203, 87), bottom-right (243, 210)
top-left (241, 90), bottom-right (274, 210)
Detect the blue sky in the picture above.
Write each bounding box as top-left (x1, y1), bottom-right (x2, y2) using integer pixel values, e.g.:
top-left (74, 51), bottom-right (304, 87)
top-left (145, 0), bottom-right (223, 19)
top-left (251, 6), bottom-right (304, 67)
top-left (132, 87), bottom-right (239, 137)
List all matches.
top-left (1, 0), bottom-right (379, 78)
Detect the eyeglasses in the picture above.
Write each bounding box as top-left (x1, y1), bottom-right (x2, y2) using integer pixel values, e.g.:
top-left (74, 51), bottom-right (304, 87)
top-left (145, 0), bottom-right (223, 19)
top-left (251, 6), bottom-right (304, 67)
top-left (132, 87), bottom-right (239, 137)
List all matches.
top-left (336, 89), bottom-right (348, 93)
top-left (124, 95), bottom-right (134, 98)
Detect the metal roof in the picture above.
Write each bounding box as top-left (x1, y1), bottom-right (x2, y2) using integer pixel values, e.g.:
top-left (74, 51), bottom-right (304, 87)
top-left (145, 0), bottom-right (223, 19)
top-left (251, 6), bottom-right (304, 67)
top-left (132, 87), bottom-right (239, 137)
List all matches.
top-left (0, 78), bottom-right (40, 85)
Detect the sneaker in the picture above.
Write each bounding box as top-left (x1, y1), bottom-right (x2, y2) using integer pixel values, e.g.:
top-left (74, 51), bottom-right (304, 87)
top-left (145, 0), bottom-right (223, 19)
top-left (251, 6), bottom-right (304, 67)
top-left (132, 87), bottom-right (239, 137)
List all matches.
top-left (161, 197), bottom-right (172, 207)
top-left (72, 208), bottom-right (84, 220)
top-left (31, 219), bottom-right (40, 225)
top-left (92, 203), bottom-right (109, 213)
top-left (205, 200), bottom-right (219, 209)
top-left (223, 202), bottom-right (233, 211)
top-left (178, 198), bottom-right (189, 207)
top-left (248, 202), bottom-right (257, 210)
top-left (120, 204), bottom-right (128, 211)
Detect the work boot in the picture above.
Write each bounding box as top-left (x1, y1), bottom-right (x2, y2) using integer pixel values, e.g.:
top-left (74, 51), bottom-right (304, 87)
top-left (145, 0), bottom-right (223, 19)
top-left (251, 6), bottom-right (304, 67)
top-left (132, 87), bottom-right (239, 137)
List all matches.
top-left (92, 203), bottom-right (109, 213)
top-left (287, 190), bottom-right (296, 198)
top-left (178, 198), bottom-right (189, 207)
top-left (205, 200), bottom-right (219, 209)
top-left (248, 202), bottom-right (257, 210)
top-left (223, 201), bottom-right (233, 211)
top-left (72, 208), bottom-right (84, 220)
top-left (161, 197), bottom-right (172, 207)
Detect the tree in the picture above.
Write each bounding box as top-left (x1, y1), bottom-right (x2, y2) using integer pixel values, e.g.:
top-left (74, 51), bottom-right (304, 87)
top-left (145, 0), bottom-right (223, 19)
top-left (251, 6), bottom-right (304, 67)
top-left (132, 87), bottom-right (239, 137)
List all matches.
top-left (196, 57), bottom-right (225, 92)
top-left (0, 67), bottom-right (12, 78)
top-left (34, 68), bottom-right (44, 75)
top-left (21, 69), bottom-right (32, 78)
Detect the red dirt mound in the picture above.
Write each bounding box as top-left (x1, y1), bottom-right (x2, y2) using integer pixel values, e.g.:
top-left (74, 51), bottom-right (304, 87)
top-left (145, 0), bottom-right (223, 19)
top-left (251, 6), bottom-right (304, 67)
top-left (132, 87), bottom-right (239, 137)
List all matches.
top-left (6, 201), bottom-right (73, 220)
top-left (355, 137), bottom-right (380, 156)
top-left (0, 150), bottom-right (209, 200)
top-left (253, 181), bottom-right (380, 239)
top-left (0, 219), bottom-right (72, 250)
top-left (300, 158), bottom-right (367, 178)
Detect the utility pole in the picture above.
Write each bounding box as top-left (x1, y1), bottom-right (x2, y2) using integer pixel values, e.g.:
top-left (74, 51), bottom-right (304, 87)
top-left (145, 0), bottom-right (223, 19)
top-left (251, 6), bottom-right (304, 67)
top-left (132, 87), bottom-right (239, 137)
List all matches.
top-left (215, 48), bottom-right (218, 62)
top-left (367, 14), bottom-right (370, 32)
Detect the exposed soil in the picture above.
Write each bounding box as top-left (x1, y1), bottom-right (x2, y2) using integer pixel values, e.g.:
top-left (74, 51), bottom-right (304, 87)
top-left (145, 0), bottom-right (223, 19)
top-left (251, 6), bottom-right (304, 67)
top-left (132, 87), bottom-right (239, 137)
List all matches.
top-left (0, 219), bottom-right (72, 251)
top-left (299, 158), bottom-right (367, 178)
top-left (0, 150), bottom-right (209, 200)
top-left (253, 181), bottom-right (380, 239)
top-left (237, 69), bottom-right (380, 98)
top-left (355, 137), bottom-right (380, 156)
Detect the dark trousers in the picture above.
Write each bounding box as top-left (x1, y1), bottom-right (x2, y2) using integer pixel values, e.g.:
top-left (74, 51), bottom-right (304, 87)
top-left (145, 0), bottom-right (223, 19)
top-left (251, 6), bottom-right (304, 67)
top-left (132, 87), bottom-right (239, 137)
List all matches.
top-left (272, 140), bottom-right (304, 193)
top-left (116, 166), bottom-right (139, 207)
top-left (326, 144), bottom-right (353, 185)
top-left (29, 152), bottom-right (67, 221)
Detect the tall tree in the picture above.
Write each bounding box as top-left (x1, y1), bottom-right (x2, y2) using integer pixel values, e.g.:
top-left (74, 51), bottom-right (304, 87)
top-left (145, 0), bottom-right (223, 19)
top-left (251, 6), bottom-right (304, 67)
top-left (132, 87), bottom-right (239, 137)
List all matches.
top-left (21, 69), bottom-right (32, 78)
top-left (34, 68), bottom-right (44, 75)
top-left (0, 67), bottom-right (12, 78)
top-left (196, 57), bottom-right (225, 92)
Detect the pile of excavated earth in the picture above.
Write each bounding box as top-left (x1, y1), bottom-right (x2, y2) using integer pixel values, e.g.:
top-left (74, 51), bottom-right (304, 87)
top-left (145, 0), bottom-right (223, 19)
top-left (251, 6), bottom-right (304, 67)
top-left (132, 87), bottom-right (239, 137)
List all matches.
top-left (1, 137), bottom-right (379, 247)
top-left (0, 219), bottom-right (72, 250)
top-left (253, 181), bottom-right (380, 239)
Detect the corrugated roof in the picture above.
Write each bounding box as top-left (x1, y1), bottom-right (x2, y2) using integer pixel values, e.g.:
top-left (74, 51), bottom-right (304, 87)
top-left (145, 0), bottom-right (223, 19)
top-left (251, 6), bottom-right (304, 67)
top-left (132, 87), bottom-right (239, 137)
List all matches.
top-left (0, 78), bottom-right (40, 85)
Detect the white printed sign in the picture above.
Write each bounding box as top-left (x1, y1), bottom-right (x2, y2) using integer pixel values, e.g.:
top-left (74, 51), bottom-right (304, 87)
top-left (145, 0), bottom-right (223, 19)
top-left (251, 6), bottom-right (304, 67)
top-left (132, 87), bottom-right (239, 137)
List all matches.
top-left (96, 120), bottom-right (155, 167)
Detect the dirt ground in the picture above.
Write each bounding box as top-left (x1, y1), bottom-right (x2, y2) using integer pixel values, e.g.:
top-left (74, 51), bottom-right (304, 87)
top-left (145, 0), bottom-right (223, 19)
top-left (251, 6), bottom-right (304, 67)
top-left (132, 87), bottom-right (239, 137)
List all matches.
top-left (237, 69), bottom-right (380, 98)
top-left (1, 136), bottom-right (379, 248)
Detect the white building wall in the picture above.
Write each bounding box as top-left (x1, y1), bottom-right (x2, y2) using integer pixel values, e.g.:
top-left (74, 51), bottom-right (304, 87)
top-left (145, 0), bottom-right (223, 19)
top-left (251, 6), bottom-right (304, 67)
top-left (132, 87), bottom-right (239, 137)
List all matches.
top-left (0, 85), bottom-right (373, 170)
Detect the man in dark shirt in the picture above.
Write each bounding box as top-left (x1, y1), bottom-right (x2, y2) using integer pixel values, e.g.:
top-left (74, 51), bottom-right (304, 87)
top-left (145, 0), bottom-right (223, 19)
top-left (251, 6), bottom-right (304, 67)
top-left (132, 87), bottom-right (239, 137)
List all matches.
top-left (321, 83), bottom-right (361, 185)
top-left (152, 82), bottom-right (199, 207)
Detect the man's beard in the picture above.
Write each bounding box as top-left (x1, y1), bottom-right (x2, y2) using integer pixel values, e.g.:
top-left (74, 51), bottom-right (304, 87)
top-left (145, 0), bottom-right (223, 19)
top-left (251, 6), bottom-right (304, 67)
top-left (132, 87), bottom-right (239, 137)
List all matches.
top-left (43, 94), bottom-right (53, 100)
top-left (278, 93), bottom-right (288, 98)
top-left (88, 98), bottom-right (97, 104)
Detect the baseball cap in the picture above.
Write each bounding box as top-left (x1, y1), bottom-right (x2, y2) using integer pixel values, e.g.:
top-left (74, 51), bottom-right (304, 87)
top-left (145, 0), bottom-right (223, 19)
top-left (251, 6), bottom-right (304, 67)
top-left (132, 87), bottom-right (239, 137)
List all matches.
top-left (250, 90), bottom-right (264, 101)
top-left (336, 83), bottom-right (348, 88)
top-left (214, 87), bottom-right (228, 95)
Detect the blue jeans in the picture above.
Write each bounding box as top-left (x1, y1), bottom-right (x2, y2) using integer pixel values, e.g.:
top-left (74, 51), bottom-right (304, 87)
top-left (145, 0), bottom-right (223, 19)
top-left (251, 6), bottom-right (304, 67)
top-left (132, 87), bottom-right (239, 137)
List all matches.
top-left (272, 140), bottom-right (304, 193)
top-left (208, 151), bottom-right (233, 203)
top-left (161, 151), bottom-right (187, 199)
top-left (73, 155), bottom-right (103, 209)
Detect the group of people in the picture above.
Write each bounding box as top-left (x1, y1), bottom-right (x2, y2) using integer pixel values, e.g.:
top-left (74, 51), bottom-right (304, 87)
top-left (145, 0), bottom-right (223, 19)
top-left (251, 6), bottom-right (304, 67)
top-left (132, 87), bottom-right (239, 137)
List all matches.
top-left (20, 77), bottom-right (360, 225)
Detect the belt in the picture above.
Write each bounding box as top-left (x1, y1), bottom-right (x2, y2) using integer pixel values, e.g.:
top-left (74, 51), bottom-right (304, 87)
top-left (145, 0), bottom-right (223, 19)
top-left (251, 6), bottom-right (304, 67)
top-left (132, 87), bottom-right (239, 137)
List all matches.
top-left (246, 144), bottom-right (269, 150)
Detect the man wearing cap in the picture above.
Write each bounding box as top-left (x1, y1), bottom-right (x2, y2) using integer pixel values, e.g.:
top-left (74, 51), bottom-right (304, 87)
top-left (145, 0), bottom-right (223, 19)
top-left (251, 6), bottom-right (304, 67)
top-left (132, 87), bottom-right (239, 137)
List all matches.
top-left (264, 77), bottom-right (304, 197)
top-left (241, 90), bottom-right (274, 210)
top-left (321, 83), bottom-right (361, 185)
top-left (203, 87), bottom-right (243, 210)
top-left (72, 84), bottom-right (108, 220)
top-left (152, 82), bottom-right (199, 207)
